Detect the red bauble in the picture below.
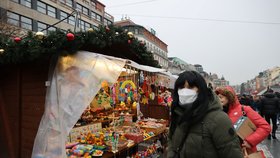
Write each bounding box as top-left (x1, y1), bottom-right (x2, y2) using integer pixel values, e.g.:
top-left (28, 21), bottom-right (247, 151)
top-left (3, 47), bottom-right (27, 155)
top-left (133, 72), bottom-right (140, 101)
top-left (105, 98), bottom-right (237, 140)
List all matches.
top-left (105, 27), bottom-right (110, 32)
top-left (14, 37), bottom-right (21, 43)
top-left (66, 33), bottom-right (75, 41)
top-left (128, 40), bottom-right (131, 44)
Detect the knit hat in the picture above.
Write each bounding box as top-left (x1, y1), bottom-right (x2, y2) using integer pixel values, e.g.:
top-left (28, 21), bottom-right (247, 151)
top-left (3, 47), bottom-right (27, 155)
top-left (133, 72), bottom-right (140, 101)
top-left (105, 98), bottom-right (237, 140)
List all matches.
top-left (215, 87), bottom-right (236, 106)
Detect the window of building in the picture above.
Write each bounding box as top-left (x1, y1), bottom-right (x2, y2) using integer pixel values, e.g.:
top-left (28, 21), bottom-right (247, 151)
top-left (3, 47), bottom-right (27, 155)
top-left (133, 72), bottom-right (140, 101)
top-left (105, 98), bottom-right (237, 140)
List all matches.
top-left (47, 5), bottom-right (56, 18)
top-left (10, 0), bottom-right (20, 3)
top-left (77, 20), bottom-right (90, 31)
top-left (91, 11), bottom-right (96, 19)
top-left (38, 1), bottom-right (57, 18)
top-left (135, 29), bottom-right (139, 34)
top-left (85, 22), bottom-right (90, 30)
top-left (93, 25), bottom-right (98, 30)
top-left (11, 0), bottom-right (31, 8)
top-left (7, 12), bottom-right (20, 27)
top-left (79, 20), bottom-right (85, 30)
top-left (69, 16), bottom-right (75, 25)
top-left (38, 22), bottom-right (47, 34)
top-left (21, 0), bottom-right (31, 8)
top-left (7, 12), bottom-right (32, 30)
top-left (38, 21), bottom-right (56, 34)
top-left (96, 14), bottom-right (101, 22)
top-left (66, 0), bottom-right (73, 7)
top-left (48, 26), bottom-right (56, 32)
top-left (83, 7), bottom-right (89, 16)
top-left (37, 1), bottom-right (47, 13)
top-left (59, 0), bottom-right (73, 7)
top-left (103, 19), bottom-right (107, 25)
top-left (60, 11), bottom-right (75, 25)
top-left (60, 11), bottom-right (67, 20)
top-left (77, 3), bottom-right (89, 16)
top-left (76, 3), bottom-right (82, 12)
top-left (21, 16), bottom-right (32, 30)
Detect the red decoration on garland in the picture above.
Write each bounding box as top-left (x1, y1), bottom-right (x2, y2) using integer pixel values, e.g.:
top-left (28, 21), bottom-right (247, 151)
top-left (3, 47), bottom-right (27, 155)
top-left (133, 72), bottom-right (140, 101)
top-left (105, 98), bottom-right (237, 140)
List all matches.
top-left (66, 33), bottom-right (75, 41)
top-left (105, 27), bottom-right (110, 33)
top-left (14, 37), bottom-right (21, 43)
top-left (140, 41), bottom-right (145, 46)
top-left (128, 40), bottom-right (131, 44)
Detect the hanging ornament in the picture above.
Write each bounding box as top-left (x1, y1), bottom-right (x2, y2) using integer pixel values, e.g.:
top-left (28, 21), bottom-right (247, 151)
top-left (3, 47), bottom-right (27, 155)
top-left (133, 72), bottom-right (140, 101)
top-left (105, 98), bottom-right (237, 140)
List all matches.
top-left (105, 26), bottom-right (110, 33)
top-left (14, 37), bottom-right (21, 43)
top-left (140, 41), bottom-right (145, 46)
top-left (127, 32), bottom-right (134, 38)
top-left (88, 28), bottom-right (94, 32)
top-left (35, 32), bottom-right (45, 40)
top-left (128, 40), bottom-right (131, 44)
top-left (115, 32), bottom-right (119, 36)
top-left (66, 33), bottom-right (75, 41)
top-left (0, 49), bottom-right (4, 54)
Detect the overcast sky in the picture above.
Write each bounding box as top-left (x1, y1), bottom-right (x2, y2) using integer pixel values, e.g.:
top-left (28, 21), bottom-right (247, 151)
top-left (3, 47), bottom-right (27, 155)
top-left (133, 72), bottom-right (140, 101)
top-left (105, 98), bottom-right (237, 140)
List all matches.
top-left (101, 0), bottom-right (280, 85)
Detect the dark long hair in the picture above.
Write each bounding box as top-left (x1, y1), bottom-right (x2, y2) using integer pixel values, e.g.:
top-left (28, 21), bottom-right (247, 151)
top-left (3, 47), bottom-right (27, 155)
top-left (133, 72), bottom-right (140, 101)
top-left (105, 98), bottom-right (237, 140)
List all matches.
top-left (170, 71), bottom-right (213, 135)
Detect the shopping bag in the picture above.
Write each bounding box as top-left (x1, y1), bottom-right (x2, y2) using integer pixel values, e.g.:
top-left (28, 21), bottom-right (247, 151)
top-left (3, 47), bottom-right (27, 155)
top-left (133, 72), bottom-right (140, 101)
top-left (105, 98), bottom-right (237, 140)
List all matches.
top-left (243, 147), bottom-right (264, 158)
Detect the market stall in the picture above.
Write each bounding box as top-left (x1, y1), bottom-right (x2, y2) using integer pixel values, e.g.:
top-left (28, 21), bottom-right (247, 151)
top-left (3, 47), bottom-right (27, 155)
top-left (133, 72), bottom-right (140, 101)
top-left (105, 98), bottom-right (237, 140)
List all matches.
top-left (31, 51), bottom-right (170, 158)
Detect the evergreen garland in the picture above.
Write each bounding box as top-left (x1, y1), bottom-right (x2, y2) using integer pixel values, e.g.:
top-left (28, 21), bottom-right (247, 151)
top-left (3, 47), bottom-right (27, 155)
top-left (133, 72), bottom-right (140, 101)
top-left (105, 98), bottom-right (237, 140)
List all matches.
top-left (0, 25), bottom-right (160, 67)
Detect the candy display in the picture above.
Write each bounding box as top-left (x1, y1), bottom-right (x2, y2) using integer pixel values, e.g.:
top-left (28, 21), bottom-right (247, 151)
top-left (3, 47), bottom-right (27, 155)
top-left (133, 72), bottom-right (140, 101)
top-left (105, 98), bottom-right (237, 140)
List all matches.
top-left (66, 144), bottom-right (104, 157)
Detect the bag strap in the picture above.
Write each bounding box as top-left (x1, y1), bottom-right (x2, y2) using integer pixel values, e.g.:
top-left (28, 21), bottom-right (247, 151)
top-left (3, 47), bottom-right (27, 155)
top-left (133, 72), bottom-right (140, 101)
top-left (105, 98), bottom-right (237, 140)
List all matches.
top-left (241, 105), bottom-right (247, 116)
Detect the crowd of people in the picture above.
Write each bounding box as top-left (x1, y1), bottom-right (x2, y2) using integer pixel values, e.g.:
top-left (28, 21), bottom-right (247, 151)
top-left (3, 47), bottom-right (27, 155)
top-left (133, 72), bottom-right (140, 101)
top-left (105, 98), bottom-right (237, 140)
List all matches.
top-left (167, 70), bottom-right (279, 158)
top-left (238, 89), bottom-right (280, 140)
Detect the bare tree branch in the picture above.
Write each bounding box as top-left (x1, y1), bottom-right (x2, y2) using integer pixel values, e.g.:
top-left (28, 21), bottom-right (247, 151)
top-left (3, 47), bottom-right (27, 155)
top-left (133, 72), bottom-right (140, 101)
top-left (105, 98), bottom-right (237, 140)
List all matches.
top-left (0, 10), bottom-right (26, 37)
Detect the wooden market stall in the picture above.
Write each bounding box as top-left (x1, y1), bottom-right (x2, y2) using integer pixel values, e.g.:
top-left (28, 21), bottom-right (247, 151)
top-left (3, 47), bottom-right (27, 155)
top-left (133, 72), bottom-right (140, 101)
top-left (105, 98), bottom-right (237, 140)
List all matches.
top-left (0, 52), bottom-right (174, 158)
top-left (0, 57), bottom-right (50, 158)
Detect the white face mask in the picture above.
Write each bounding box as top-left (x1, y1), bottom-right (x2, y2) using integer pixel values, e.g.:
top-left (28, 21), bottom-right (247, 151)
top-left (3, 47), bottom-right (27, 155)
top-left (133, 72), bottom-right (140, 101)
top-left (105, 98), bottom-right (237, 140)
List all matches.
top-left (178, 88), bottom-right (198, 105)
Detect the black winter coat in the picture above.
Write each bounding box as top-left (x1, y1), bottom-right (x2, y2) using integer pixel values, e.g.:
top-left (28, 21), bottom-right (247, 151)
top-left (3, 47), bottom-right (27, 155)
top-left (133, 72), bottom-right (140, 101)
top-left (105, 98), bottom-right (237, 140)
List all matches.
top-left (260, 92), bottom-right (279, 115)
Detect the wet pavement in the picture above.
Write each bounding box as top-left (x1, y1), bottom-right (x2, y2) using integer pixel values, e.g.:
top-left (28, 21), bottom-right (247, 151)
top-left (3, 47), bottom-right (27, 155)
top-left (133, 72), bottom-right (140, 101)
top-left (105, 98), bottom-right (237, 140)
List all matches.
top-left (257, 129), bottom-right (280, 158)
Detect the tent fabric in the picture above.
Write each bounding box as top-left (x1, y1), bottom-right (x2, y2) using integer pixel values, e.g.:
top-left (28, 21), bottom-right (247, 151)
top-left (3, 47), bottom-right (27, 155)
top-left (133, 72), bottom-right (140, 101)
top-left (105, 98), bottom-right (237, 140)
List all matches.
top-left (32, 51), bottom-right (126, 158)
top-left (126, 61), bottom-right (166, 73)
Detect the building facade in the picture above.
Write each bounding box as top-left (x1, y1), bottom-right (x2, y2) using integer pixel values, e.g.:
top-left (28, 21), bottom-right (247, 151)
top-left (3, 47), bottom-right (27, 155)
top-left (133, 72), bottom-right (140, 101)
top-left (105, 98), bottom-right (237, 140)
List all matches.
top-left (115, 19), bottom-right (169, 69)
top-left (0, 0), bottom-right (113, 35)
top-left (240, 67), bottom-right (280, 95)
top-left (168, 57), bottom-right (196, 75)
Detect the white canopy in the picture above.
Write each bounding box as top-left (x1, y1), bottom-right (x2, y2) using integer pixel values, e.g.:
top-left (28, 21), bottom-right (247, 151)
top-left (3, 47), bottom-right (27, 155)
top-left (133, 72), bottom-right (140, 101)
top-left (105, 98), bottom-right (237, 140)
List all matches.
top-left (32, 51), bottom-right (126, 158)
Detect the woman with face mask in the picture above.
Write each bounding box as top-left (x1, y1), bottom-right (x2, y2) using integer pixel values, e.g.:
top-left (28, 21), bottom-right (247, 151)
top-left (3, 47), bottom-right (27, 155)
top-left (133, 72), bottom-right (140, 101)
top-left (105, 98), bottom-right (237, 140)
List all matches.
top-left (167, 71), bottom-right (243, 158)
top-left (215, 86), bottom-right (271, 158)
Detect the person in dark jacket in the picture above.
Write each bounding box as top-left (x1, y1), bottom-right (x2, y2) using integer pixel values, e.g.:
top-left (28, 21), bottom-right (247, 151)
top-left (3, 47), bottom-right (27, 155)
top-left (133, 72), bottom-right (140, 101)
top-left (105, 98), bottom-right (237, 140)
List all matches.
top-left (260, 89), bottom-right (279, 139)
top-left (167, 71), bottom-right (243, 158)
top-left (274, 92), bottom-right (280, 125)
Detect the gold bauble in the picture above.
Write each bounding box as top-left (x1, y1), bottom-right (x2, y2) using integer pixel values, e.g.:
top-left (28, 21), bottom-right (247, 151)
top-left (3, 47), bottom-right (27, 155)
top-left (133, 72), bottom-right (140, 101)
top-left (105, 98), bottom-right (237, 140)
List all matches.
top-left (0, 49), bottom-right (4, 54)
top-left (88, 28), bottom-right (94, 32)
top-left (35, 32), bottom-right (45, 40)
top-left (127, 32), bottom-right (134, 38)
